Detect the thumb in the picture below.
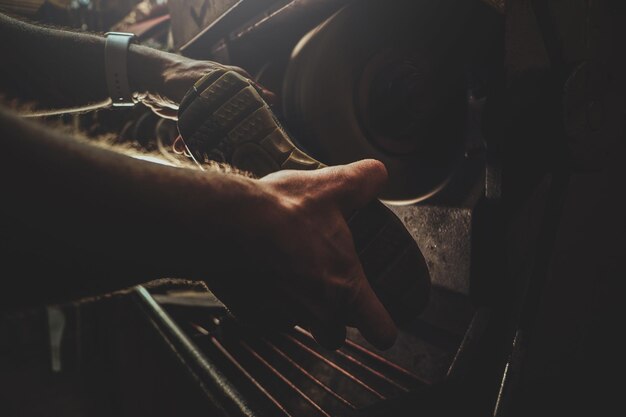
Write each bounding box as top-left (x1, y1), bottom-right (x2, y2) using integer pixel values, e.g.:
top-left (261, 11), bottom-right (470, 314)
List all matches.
top-left (329, 159), bottom-right (388, 215)
top-left (348, 266), bottom-right (398, 350)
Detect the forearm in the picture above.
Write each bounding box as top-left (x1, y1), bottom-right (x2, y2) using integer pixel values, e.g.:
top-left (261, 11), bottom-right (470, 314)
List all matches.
top-left (0, 106), bottom-right (262, 307)
top-left (0, 12), bottom-right (109, 112)
top-left (0, 13), bottom-right (180, 114)
top-left (0, 106), bottom-right (400, 349)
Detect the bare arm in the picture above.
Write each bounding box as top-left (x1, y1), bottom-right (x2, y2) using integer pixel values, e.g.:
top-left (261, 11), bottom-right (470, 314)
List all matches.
top-left (0, 12), bottom-right (242, 116)
top-left (0, 105), bottom-right (263, 301)
top-left (0, 107), bottom-right (397, 349)
top-left (0, 12), bottom-right (396, 349)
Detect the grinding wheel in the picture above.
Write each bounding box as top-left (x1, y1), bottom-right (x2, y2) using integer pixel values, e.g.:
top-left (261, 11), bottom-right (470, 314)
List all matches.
top-left (282, 0), bottom-right (468, 203)
top-left (177, 69), bottom-right (431, 326)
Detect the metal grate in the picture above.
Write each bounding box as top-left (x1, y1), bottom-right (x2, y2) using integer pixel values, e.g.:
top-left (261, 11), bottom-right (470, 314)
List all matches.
top-left (185, 316), bottom-right (429, 417)
top-left (146, 285), bottom-right (479, 416)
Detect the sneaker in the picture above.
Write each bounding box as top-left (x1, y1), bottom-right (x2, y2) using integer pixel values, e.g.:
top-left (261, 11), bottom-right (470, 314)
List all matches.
top-left (177, 70), bottom-right (430, 325)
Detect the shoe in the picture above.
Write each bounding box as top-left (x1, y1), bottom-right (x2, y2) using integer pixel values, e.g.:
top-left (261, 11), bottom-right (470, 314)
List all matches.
top-left (177, 68), bottom-right (322, 176)
top-left (177, 70), bottom-right (430, 325)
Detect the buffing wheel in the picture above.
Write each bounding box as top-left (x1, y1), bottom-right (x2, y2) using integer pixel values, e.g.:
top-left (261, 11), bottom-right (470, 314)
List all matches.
top-left (282, 0), bottom-right (468, 203)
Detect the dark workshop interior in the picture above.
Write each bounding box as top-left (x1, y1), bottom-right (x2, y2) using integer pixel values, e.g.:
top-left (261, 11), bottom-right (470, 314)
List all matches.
top-left (0, 1), bottom-right (624, 416)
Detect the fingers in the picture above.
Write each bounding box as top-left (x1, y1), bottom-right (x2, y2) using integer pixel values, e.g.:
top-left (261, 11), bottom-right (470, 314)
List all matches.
top-left (224, 65), bottom-right (251, 79)
top-left (249, 80), bottom-right (278, 106)
top-left (327, 159), bottom-right (389, 215)
top-left (253, 158), bottom-right (395, 350)
top-left (311, 264), bottom-right (397, 351)
top-left (258, 87), bottom-right (278, 106)
top-left (310, 282), bottom-right (397, 350)
top-left (222, 64), bottom-right (277, 104)
top-left (141, 98), bottom-right (179, 120)
top-left (152, 107), bottom-right (179, 121)
top-left (348, 267), bottom-right (398, 350)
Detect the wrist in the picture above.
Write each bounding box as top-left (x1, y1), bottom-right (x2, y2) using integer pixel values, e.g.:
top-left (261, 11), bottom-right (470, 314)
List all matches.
top-left (127, 43), bottom-right (171, 100)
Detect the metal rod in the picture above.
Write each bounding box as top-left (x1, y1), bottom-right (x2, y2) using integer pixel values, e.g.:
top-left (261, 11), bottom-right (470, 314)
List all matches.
top-left (290, 327), bottom-right (408, 391)
top-left (334, 349), bottom-right (410, 392)
top-left (261, 338), bottom-right (357, 410)
top-left (343, 340), bottom-right (429, 385)
top-left (191, 323), bottom-right (293, 417)
top-left (240, 341), bottom-right (332, 417)
top-left (294, 326), bottom-right (428, 385)
top-left (189, 322), bottom-right (211, 336)
top-left (282, 333), bottom-right (386, 399)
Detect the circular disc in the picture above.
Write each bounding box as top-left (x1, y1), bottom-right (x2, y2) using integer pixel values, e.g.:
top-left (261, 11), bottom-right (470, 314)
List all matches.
top-left (283, 0), bottom-right (467, 203)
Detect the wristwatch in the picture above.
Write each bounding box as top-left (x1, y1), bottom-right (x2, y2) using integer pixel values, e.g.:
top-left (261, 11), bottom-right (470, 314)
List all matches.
top-left (104, 32), bottom-right (137, 107)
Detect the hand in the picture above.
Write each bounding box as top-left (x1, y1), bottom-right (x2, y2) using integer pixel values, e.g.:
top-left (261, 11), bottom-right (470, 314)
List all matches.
top-left (206, 160), bottom-right (398, 350)
top-left (129, 46), bottom-right (275, 119)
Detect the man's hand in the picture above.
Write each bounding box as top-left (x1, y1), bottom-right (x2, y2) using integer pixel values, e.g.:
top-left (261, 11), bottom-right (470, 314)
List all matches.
top-left (1, 97), bottom-right (394, 346)
top-left (129, 48), bottom-right (275, 119)
top-left (208, 159), bottom-right (398, 350)
top-left (0, 13), bottom-right (272, 116)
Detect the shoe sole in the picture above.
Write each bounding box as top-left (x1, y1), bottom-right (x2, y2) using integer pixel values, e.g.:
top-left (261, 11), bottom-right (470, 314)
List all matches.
top-left (178, 70), bottom-right (430, 325)
top-left (178, 69), bottom-right (323, 176)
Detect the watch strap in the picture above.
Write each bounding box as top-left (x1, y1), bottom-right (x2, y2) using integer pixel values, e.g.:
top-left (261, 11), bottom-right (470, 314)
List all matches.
top-left (104, 32), bottom-right (136, 107)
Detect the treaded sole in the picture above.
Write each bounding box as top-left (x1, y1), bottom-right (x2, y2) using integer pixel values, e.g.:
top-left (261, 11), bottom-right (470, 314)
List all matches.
top-left (179, 70), bottom-right (323, 177)
top-left (177, 71), bottom-right (430, 325)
